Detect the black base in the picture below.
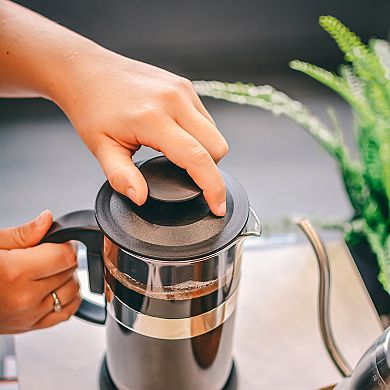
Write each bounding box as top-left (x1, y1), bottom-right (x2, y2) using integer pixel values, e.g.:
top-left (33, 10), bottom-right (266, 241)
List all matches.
top-left (99, 356), bottom-right (237, 390)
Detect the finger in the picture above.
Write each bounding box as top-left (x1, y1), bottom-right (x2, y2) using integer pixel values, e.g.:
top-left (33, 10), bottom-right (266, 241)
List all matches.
top-left (96, 140), bottom-right (148, 206)
top-left (144, 121), bottom-right (226, 216)
top-left (32, 295), bottom-right (82, 330)
top-left (7, 241), bottom-right (77, 280)
top-left (0, 210), bottom-right (52, 250)
top-left (35, 267), bottom-right (76, 299)
top-left (176, 80), bottom-right (216, 126)
top-left (38, 275), bottom-right (80, 318)
top-left (175, 107), bottom-right (229, 163)
top-left (192, 94), bottom-right (217, 126)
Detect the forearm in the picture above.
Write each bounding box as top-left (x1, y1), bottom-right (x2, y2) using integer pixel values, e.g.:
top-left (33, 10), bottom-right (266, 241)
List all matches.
top-left (0, 0), bottom-right (98, 101)
top-left (0, 1), bottom-right (228, 215)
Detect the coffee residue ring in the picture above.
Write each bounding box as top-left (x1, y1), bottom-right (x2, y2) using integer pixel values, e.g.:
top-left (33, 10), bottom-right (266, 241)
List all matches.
top-left (104, 258), bottom-right (233, 300)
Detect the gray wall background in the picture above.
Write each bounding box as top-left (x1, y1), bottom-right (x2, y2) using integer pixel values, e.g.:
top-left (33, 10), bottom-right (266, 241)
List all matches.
top-left (1, 1), bottom-right (389, 231)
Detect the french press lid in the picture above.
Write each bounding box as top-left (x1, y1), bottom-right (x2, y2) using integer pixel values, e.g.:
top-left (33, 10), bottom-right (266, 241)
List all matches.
top-left (95, 156), bottom-right (249, 260)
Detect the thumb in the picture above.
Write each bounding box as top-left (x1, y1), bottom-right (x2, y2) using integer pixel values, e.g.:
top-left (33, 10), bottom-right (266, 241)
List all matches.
top-left (0, 210), bottom-right (53, 250)
top-left (97, 142), bottom-right (148, 206)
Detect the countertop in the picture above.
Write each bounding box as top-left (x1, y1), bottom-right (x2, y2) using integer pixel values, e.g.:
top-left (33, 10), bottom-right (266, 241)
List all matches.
top-left (14, 241), bottom-right (383, 389)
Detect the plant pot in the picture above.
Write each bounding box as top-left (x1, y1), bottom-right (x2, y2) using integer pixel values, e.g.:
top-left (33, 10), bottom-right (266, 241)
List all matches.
top-left (347, 240), bottom-right (390, 316)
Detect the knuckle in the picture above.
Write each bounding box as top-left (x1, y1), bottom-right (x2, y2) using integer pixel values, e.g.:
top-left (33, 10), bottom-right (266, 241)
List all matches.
top-left (106, 165), bottom-right (121, 186)
top-left (213, 139), bottom-right (229, 160)
top-left (68, 252), bottom-right (77, 269)
top-left (188, 144), bottom-right (210, 165)
top-left (161, 85), bottom-right (180, 100)
top-left (2, 267), bottom-right (17, 284)
top-left (176, 77), bottom-right (193, 90)
top-left (137, 104), bottom-right (159, 122)
top-left (65, 298), bottom-right (81, 320)
top-left (14, 291), bottom-right (35, 311)
top-left (94, 137), bottom-right (113, 161)
top-left (70, 279), bottom-right (80, 295)
top-left (107, 165), bottom-right (130, 192)
top-left (61, 244), bottom-right (77, 268)
top-left (11, 226), bottom-right (28, 247)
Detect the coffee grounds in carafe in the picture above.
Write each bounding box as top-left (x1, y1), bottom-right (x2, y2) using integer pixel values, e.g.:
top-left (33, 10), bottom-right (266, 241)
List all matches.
top-left (104, 256), bottom-right (235, 301)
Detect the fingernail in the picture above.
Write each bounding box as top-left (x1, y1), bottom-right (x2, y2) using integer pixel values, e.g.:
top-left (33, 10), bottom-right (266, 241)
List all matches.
top-left (216, 201), bottom-right (226, 217)
top-left (35, 209), bottom-right (50, 225)
top-left (127, 188), bottom-right (140, 206)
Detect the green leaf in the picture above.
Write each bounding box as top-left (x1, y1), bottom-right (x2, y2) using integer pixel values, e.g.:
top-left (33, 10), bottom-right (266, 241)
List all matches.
top-left (362, 221), bottom-right (390, 292)
top-left (289, 60), bottom-right (374, 123)
top-left (319, 16), bottom-right (366, 60)
top-left (319, 16), bottom-right (387, 86)
top-left (194, 80), bottom-right (375, 217)
top-left (339, 65), bottom-right (364, 98)
top-left (194, 15), bottom-right (390, 289)
top-left (372, 39), bottom-right (390, 80)
top-left (194, 81), bottom-right (341, 156)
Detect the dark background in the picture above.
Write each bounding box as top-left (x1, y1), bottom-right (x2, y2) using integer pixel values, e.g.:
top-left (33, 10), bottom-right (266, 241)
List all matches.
top-left (2, 0), bottom-right (390, 119)
top-left (1, 1), bottom-right (390, 230)
top-left (5, 1), bottom-right (390, 71)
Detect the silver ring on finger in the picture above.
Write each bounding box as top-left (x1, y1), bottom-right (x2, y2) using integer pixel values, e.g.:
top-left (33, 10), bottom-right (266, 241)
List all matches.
top-left (51, 291), bottom-right (62, 312)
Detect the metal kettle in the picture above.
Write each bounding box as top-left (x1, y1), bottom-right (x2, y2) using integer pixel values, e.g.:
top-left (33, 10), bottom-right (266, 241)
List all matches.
top-left (298, 220), bottom-right (390, 390)
top-left (334, 327), bottom-right (390, 389)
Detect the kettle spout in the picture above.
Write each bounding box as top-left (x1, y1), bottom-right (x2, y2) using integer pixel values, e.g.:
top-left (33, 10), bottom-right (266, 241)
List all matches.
top-left (241, 207), bottom-right (262, 238)
top-left (296, 219), bottom-right (352, 378)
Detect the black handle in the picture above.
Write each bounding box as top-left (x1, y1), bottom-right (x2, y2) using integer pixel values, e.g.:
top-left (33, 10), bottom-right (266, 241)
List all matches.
top-left (41, 210), bottom-right (106, 325)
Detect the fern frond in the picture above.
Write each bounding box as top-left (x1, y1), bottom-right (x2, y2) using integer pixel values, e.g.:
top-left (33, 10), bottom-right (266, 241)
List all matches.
top-left (327, 107), bottom-right (343, 141)
top-left (194, 80), bottom-right (384, 228)
top-left (360, 129), bottom-right (386, 194)
top-left (339, 65), bottom-right (364, 98)
top-left (364, 81), bottom-right (390, 120)
top-left (194, 80), bottom-right (341, 156)
top-left (194, 15), bottom-right (390, 292)
top-left (319, 16), bottom-right (366, 61)
top-left (362, 221), bottom-right (390, 292)
top-left (289, 61), bottom-right (373, 122)
top-left (319, 20), bottom-right (390, 204)
top-left (376, 123), bottom-right (390, 208)
top-left (381, 134), bottom-right (390, 203)
top-left (371, 39), bottom-right (390, 80)
top-left (319, 16), bottom-right (387, 85)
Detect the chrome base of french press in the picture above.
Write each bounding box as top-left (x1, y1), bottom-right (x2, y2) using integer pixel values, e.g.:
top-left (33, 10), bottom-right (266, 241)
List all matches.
top-left (99, 355), bottom-right (238, 390)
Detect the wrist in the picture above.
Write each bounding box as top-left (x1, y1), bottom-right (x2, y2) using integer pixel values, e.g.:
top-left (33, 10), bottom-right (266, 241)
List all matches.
top-left (42, 38), bottom-right (103, 106)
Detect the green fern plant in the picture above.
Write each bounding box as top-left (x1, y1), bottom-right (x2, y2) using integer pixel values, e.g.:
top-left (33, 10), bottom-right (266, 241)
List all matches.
top-left (193, 15), bottom-right (390, 291)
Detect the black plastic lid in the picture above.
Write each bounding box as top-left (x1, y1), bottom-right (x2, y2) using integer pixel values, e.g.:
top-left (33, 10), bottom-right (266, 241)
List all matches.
top-left (95, 156), bottom-right (249, 260)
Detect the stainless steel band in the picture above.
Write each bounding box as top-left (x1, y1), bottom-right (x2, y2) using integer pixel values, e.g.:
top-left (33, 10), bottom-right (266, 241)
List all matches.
top-left (375, 328), bottom-right (390, 386)
top-left (107, 288), bottom-right (239, 340)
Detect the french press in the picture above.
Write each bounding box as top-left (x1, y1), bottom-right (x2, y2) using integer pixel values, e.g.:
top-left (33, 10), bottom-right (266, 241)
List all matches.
top-left (42, 156), bottom-right (261, 390)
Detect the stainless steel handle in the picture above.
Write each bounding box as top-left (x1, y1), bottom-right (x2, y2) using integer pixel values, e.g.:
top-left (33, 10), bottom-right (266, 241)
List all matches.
top-left (296, 219), bottom-right (352, 378)
top-left (241, 207), bottom-right (262, 238)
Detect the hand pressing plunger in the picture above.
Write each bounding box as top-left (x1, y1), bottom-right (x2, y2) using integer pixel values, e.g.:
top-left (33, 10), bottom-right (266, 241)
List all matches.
top-left (0, 1), bottom-right (228, 334)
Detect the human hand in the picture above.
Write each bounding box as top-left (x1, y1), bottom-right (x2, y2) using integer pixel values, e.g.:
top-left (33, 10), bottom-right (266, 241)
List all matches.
top-left (0, 210), bottom-right (81, 334)
top-left (0, 2), bottom-right (228, 215)
top-left (53, 47), bottom-right (229, 216)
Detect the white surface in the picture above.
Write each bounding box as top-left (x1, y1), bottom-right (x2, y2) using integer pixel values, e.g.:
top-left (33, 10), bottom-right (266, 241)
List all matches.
top-left (15, 242), bottom-right (383, 390)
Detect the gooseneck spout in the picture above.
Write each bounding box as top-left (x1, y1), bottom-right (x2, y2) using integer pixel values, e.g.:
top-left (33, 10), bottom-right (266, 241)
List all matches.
top-left (296, 219), bottom-right (352, 378)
